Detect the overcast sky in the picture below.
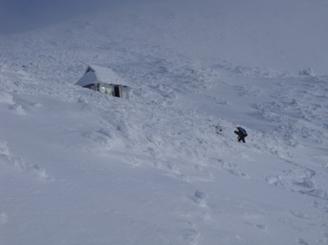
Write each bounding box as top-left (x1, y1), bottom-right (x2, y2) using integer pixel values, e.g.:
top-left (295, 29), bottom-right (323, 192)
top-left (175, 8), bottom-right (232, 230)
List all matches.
top-left (1, 0), bottom-right (327, 72)
top-left (0, 0), bottom-right (122, 33)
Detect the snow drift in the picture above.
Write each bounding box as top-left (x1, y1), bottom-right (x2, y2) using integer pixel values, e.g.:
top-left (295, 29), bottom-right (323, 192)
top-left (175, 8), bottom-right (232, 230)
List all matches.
top-left (0, 0), bottom-right (328, 244)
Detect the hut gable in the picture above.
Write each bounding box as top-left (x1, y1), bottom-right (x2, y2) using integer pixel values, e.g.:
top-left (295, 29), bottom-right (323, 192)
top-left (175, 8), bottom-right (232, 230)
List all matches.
top-left (76, 65), bottom-right (130, 98)
top-left (76, 65), bottom-right (125, 87)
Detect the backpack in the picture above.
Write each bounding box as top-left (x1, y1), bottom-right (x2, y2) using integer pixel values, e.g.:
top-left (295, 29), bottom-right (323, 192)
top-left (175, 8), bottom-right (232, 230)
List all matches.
top-left (237, 127), bottom-right (247, 136)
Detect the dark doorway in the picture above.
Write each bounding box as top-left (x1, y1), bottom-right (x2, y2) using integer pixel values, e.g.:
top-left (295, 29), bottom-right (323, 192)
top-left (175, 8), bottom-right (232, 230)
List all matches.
top-left (113, 86), bottom-right (120, 97)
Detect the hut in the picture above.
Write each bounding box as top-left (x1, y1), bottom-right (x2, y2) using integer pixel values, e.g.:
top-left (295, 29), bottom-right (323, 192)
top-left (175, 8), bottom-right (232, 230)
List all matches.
top-left (76, 65), bottom-right (130, 98)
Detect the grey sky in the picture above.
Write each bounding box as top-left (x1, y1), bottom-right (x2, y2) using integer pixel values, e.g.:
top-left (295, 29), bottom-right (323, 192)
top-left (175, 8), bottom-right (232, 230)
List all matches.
top-left (1, 0), bottom-right (327, 72)
top-left (0, 0), bottom-right (121, 33)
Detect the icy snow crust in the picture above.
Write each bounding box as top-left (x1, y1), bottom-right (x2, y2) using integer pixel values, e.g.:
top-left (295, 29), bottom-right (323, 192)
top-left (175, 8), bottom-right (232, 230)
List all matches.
top-left (1, 1), bottom-right (328, 245)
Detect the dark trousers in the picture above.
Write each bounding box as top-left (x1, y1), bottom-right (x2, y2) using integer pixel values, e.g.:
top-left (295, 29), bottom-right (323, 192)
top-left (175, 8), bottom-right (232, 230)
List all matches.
top-left (238, 136), bottom-right (246, 143)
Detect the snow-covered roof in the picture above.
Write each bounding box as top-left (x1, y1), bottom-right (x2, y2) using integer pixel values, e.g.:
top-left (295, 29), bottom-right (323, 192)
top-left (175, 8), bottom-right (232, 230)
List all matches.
top-left (76, 65), bottom-right (129, 87)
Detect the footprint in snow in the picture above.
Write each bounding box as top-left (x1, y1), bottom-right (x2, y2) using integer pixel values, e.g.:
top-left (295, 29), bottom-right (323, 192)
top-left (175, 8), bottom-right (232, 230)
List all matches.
top-left (220, 161), bottom-right (250, 179)
top-left (266, 167), bottom-right (328, 201)
top-left (181, 222), bottom-right (200, 245)
top-left (297, 238), bottom-right (309, 245)
top-left (266, 167), bottom-right (315, 190)
top-left (289, 210), bottom-right (311, 220)
top-left (318, 232), bottom-right (328, 244)
top-left (190, 190), bottom-right (208, 208)
top-left (243, 213), bottom-right (268, 232)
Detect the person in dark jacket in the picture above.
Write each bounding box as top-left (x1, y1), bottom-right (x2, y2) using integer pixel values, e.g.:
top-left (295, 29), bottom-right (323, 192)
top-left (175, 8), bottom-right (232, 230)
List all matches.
top-left (234, 127), bottom-right (248, 143)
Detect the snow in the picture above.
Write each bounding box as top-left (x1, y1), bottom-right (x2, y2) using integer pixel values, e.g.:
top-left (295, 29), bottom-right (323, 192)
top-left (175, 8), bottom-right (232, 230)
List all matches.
top-left (76, 65), bottom-right (128, 87)
top-left (0, 1), bottom-right (328, 245)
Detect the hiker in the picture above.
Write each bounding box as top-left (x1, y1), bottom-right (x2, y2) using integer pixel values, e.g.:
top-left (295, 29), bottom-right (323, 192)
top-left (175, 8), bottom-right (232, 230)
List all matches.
top-left (234, 127), bottom-right (248, 143)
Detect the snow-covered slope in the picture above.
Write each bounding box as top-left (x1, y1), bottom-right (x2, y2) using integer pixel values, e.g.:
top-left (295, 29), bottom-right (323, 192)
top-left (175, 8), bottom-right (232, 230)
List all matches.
top-left (0, 1), bottom-right (328, 244)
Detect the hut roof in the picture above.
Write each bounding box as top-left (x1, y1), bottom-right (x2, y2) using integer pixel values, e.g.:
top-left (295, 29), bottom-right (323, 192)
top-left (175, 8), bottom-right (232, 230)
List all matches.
top-left (76, 65), bottom-right (128, 87)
